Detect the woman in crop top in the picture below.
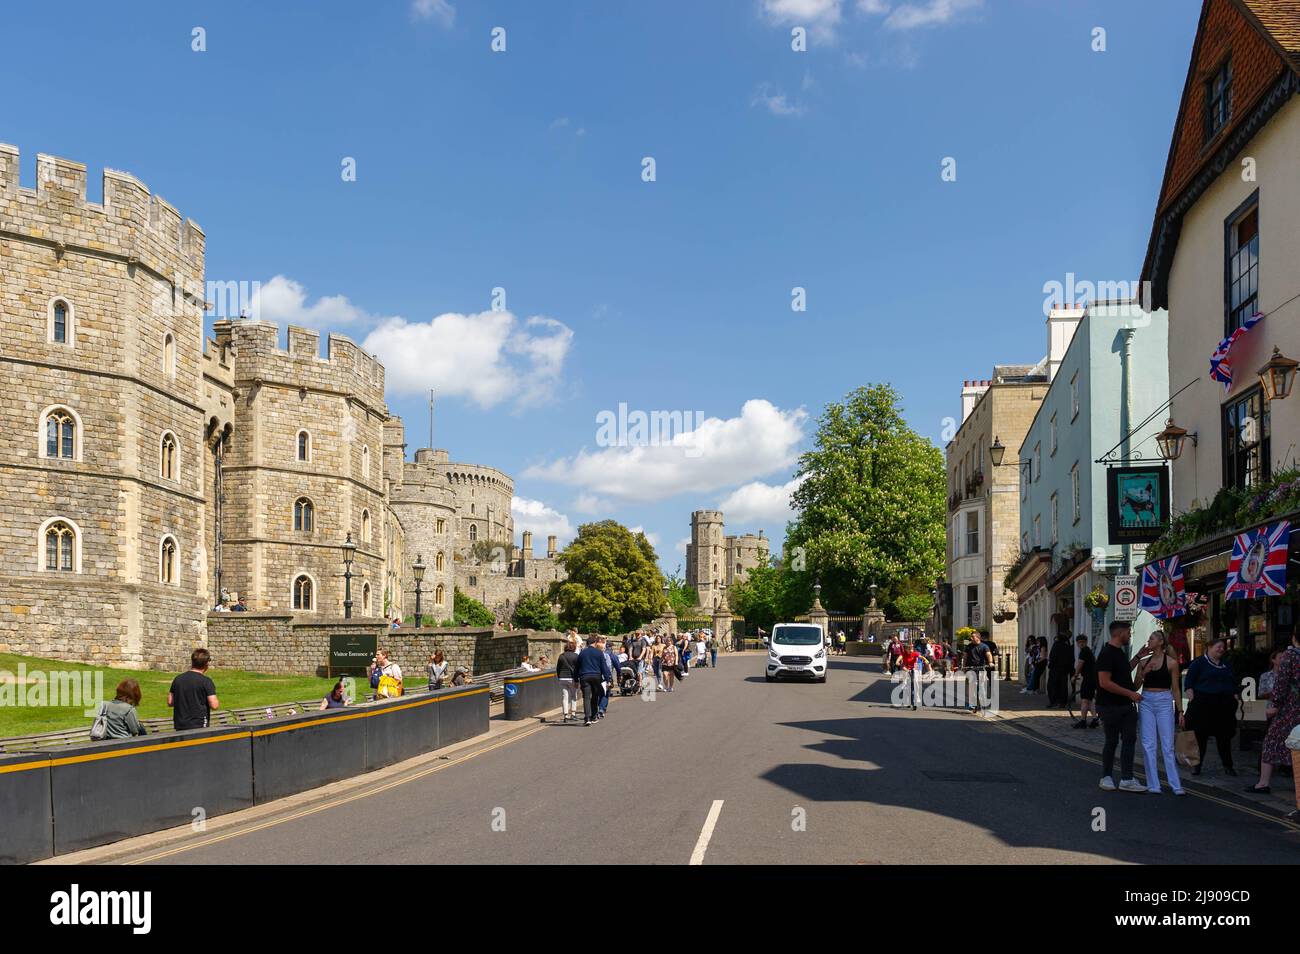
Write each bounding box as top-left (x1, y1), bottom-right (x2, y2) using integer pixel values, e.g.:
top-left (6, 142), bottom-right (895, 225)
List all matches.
top-left (1134, 631), bottom-right (1185, 795)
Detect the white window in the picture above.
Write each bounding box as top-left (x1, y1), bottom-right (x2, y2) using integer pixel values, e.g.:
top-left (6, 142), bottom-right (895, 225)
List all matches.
top-left (1050, 493), bottom-right (1059, 545)
top-left (160, 432), bottom-right (178, 481)
top-left (48, 297), bottom-right (75, 346)
top-left (1071, 463), bottom-right (1081, 524)
top-left (294, 497), bottom-right (315, 533)
top-left (965, 510), bottom-right (979, 555)
top-left (469, 523), bottom-right (478, 541)
top-left (40, 518), bottom-right (80, 573)
top-left (160, 535), bottom-right (178, 585)
top-left (293, 574), bottom-right (315, 611)
top-left (41, 406), bottom-right (80, 461)
top-left (1050, 414), bottom-right (1057, 455)
top-left (1070, 372), bottom-right (1080, 420)
top-left (1033, 514), bottom-right (1041, 548)
top-left (1033, 443), bottom-right (1041, 481)
top-left (297, 430), bottom-right (311, 462)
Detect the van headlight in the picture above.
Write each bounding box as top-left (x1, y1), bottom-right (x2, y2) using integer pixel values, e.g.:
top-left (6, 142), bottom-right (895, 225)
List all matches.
top-left (815, 647), bottom-right (825, 659)
top-left (769, 648), bottom-right (780, 659)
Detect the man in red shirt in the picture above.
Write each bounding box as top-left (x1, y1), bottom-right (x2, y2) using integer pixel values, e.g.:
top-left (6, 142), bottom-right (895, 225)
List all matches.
top-left (898, 644), bottom-right (931, 710)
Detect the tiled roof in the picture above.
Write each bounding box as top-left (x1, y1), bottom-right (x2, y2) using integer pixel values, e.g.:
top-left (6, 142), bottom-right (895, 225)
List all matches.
top-left (1239, 0), bottom-right (1300, 69)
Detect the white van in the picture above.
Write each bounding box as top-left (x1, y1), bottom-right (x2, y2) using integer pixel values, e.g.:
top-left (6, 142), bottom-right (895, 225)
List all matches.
top-left (765, 622), bottom-right (828, 683)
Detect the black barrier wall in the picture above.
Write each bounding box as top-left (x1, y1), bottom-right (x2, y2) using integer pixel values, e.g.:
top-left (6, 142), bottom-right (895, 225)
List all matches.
top-left (0, 683), bottom-right (495, 863)
top-left (0, 752), bottom-right (54, 865)
top-left (50, 726), bottom-right (255, 855)
top-left (502, 670), bottom-right (562, 721)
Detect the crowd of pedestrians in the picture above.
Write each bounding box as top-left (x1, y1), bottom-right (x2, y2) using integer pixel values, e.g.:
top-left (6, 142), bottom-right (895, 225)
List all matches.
top-left (884, 631), bottom-right (997, 711)
top-left (555, 628), bottom-right (721, 726)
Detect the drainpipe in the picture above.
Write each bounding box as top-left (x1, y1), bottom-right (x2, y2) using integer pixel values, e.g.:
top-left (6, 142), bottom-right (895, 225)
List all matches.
top-left (1120, 327), bottom-right (1136, 577)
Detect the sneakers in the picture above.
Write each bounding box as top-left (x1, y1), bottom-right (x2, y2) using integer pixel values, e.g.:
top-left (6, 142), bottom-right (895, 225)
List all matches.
top-left (1099, 776), bottom-right (1117, 791)
top-left (1173, 789), bottom-right (1187, 796)
top-left (1119, 779), bottom-right (1146, 793)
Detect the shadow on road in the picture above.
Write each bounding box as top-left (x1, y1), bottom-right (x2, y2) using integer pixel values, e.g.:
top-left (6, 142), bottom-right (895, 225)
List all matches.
top-left (759, 714), bottom-right (1295, 864)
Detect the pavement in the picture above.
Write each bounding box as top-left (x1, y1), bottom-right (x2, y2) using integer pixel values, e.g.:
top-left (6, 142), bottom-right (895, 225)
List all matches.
top-left (990, 676), bottom-right (1299, 816)
top-left (51, 653), bottom-right (1300, 865)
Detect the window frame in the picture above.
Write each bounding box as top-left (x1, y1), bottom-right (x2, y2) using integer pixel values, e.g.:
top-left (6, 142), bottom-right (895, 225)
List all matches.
top-left (1224, 190), bottom-right (1260, 337)
top-left (48, 297), bottom-right (75, 346)
top-left (292, 573), bottom-right (316, 611)
top-left (41, 406), bottom-right (81, 461)
top-left (1205, 56), bottom-right (1233, 141)
top-left (160, 534), bottom-right (178, 585)
top-left (294, 497), bottom-right (315, 533)
top-left (1222, 385), bottom-right (1271, 491)
top-left (297, 430), bottom-right (312, 463)
top-left (160, 431), bottom-right (178, 481)
top-left (38, 517), bottom-right (81, 573)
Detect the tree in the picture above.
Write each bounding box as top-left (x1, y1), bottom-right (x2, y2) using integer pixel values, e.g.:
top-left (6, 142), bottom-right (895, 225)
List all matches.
top-left (550, 520), bottom-right (664, 634)
top-left (512, 590), bottom-right (559, 631)
top-left (787, 384), bottom-right (946, 611)
top-left (727, 552), bottom-right (813, 633)
top-left (664, 565), bottom-right (698, 616)
top-left (453, 587), bottom-right (495, 627)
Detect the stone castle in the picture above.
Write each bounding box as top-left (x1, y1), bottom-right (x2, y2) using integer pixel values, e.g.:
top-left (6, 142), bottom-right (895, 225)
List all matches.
top-left (684, 510), bottom-right (769, 611)
top-left (0, 145), bottom-right (562, 668)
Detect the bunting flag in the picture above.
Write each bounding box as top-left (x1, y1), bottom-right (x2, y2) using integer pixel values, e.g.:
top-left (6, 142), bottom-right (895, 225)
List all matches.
top-left (1140, 555), bottom-right (1186, 619)
top-left (1225, 520), bottom-right (1291, 600)
top-left (1209, 312), bottom-right (1263, 391)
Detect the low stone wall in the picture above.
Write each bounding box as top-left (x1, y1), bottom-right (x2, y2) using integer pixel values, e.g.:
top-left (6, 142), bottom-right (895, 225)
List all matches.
top-left (205, 612), bottom-right (566, 678)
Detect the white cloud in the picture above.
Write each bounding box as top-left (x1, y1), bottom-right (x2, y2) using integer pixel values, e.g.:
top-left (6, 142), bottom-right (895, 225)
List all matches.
top-left (674, 537), bottom-right (691, 556)
top-left (716, 475), bottom-right (808, 528)
top-left (524, 399), bottom-right (807, 504)
top-left (252, 275), bottom-right (377, 328)
top-left (512, 496), bottom-right (574, 549)
top-left (572, 493), bottom-right (610, 515)
top-left (752, 83), bottom-right (806, 117)
top-left (857, 0), bottom-right (890, 13)
top-left (411, 0), bottom-right (456, 27)
top-left (885, 0), bottom-right (982, 30)
top-left (759, 0), bottom-right (844, 43)
top-left (363, 310), bottom-right (573, 409)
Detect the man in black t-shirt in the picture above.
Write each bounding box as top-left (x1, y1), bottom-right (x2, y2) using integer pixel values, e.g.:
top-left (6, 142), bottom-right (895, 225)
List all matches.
top-left (1094, 621), bottom-right (1144, 792)
top-left (168, 648), bottom-right (220, 731)
top-left (963, 634), bottom-right (994, 711)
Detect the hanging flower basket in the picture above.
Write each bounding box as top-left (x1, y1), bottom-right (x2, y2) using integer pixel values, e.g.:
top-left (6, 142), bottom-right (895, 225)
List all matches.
top-left (1083, 585), bottom-right (1109, 610)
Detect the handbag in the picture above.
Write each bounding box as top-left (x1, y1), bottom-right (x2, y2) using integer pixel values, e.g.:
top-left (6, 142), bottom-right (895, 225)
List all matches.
top-left (90, 702), bottom-right (109, 741)
top-left (1175, 729), bottom-right (1200, 768)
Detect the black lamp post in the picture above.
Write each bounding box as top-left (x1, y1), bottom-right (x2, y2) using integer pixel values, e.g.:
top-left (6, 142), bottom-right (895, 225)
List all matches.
top-left (1155, 418), bottom-right (1196, 461)
top-left (413, 554), bottom-right (427, 628)
top-left (342, 533), bottom-right (357, 619)
top-left (989, 435), bottom-right (1006, 467)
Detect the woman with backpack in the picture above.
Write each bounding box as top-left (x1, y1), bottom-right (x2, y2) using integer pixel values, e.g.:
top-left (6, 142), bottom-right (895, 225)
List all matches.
top-left (427, 650), bottom-right (447, 691)
top-left (92, 679), bottom-right (148, 740)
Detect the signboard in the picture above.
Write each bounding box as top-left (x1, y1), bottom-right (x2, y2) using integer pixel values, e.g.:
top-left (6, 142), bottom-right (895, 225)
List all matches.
top-left (1113, 574), bottom-right (1139, 622)
top-left (329, 632), bottom-right (378, 676)
top-left (1106, 465), bottom-right (1171, 545)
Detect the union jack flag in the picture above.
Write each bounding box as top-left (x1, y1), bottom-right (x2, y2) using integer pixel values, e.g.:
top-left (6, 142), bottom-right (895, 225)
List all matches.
top-left (1225, 520), bottom-right (1291, 600)
top-left (1209, 312), bottom-right (1263, 391)
top-left (1140, 555), bottom-right (1186, 619)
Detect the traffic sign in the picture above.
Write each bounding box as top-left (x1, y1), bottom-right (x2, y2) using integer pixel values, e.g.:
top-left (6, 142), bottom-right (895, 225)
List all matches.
top-left (1114, 575), bottom-right (1139, 621)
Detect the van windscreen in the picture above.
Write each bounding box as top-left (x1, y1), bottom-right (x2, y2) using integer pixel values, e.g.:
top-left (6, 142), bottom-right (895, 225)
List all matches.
top-left (773, 625), bottom-right (823, 645)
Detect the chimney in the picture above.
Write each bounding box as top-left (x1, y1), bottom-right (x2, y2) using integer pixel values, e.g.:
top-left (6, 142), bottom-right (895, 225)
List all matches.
top-left (521, 530), bottom-right (533, 561)
top-left (960, 379), bottom-right (989, 424)
top-left (1046, 305), bottom-right (1086, 382)
top-left (546, 535), bottom-right (557, 558)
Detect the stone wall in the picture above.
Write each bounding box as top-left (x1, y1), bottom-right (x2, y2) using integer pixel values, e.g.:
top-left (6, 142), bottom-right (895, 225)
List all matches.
top-left (204, 612), bottom-right (565, 678)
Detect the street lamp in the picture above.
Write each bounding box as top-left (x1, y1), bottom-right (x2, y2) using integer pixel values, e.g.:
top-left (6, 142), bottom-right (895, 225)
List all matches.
top-left (1155, 418), bottom-right (1196, 461)
top-left (989, 435), bottom-right (1006, 467)
top-left (412, 554), bottom-right (427, 628)
top-left (1258, 346), bottom-right (1300, 402)
top-left (342, 533), bottom-right (357, 619)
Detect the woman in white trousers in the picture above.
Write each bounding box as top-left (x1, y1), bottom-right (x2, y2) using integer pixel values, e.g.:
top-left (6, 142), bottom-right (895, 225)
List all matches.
top-left (1134, 631), bottom-right (1186, 795)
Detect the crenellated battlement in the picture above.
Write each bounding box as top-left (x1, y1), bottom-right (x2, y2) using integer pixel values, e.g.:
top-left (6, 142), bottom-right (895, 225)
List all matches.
top-left (213, 318), bottom-right (386, 407)
top-left (0, 144), bottom-right (204, 278)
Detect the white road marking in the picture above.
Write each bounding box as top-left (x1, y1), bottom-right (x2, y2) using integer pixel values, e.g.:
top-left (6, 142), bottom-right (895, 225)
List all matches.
top-left (689, 799), bottom-right (725, 865)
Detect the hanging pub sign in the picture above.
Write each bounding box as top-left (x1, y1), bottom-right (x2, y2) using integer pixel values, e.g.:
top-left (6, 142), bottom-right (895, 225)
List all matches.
top-left (1225, 520), bottom-right (1290, 600)
top-left (1106, 464), bottom-right (1170, 545)
top-left (1140, 555), bottom-right (1186, 620)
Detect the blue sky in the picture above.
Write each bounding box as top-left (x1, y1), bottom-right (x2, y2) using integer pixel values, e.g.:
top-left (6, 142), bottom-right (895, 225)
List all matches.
top-left (2, 0), bottom-right (1197, 572)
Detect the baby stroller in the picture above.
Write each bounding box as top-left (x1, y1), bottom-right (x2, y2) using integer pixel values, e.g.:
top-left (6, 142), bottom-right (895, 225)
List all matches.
top-left (618, 662), bottom-right (641, 696)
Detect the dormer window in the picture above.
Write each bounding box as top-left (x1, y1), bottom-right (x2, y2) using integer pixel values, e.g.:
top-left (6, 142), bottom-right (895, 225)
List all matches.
top-left (1206, 58), bottom-right (1232, 140)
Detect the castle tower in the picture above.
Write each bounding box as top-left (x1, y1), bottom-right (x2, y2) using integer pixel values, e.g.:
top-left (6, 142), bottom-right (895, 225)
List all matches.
top-left (547, 535), bottom-right (557, 559)
top-left (686, 510), bottom-right (726, 610)
top-left (0, 146), bottom-right (210, 666)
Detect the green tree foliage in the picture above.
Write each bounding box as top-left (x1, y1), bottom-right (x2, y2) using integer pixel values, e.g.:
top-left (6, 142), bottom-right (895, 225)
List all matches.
top-left (511, 590), bottom-right (560, 631)
top-left (727, 552), bottom-right (814, 633)
top-left (453, 587), bottom-right (495, 627)
top-left (787, 384), bottom-right (946, 611)
top-left (664, 565), bottom-right (698, 616)
top-left (551, 521), bottom-right (665, 634)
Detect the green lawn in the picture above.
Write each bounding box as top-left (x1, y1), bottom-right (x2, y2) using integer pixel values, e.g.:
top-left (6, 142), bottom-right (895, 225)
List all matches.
top-left (0, 652), bottom-right (351, 737)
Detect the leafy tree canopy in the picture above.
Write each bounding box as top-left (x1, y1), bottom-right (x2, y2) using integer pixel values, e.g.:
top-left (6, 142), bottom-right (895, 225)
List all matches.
top-left (551, 520), bottom-right (665, 634)
top-left (727, 551), bottom-right (814, 633)
top-left (453, 587), bottom-right (495, 627)
top-left (787, 384), bottom-right (946, 611)
top-left (511, 590), bottom-right (560, 631)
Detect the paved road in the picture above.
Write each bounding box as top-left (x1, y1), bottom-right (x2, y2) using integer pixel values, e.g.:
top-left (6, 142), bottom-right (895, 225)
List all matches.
top-left (141, 654), bottom-right (1298, 865)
